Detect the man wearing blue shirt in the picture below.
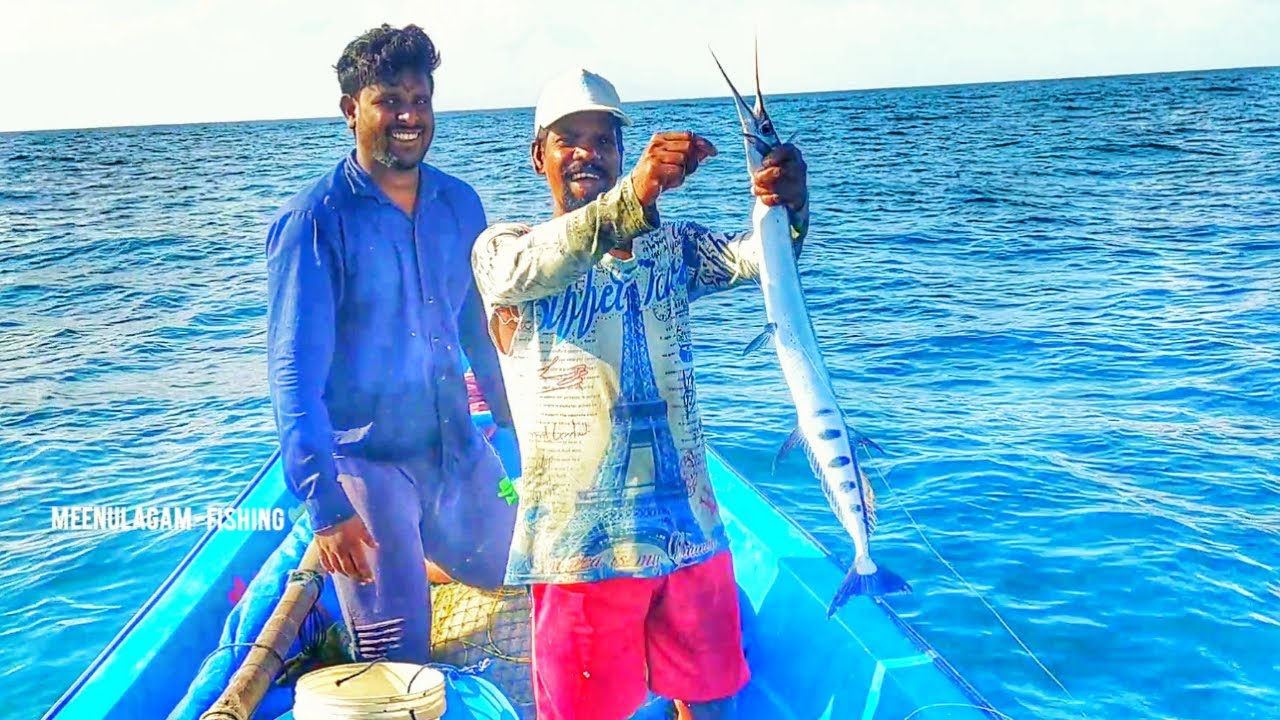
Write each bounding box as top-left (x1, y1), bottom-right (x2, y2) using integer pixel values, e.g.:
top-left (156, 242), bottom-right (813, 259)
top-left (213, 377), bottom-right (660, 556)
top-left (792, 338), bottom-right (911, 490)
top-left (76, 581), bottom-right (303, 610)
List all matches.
top-left (264, 24), bottom-right (517, 663)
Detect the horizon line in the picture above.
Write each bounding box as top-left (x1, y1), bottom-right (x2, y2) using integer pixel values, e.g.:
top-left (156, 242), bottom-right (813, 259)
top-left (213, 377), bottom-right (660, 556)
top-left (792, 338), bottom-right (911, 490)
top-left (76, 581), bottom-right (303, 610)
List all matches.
top-left (3, 62), bottom-right (1275, 135)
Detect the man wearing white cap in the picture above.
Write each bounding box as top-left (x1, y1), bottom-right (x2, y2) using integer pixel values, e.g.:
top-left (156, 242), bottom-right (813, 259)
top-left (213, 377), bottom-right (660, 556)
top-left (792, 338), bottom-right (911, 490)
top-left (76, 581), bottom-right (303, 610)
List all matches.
top-left (471, 67), bottom-right (808, 720)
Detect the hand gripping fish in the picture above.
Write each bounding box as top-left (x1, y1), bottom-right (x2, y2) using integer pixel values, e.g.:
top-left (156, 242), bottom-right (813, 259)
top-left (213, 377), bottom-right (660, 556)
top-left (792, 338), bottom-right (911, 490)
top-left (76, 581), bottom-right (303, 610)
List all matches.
top-left (710, 46), bottom-right (911, 617)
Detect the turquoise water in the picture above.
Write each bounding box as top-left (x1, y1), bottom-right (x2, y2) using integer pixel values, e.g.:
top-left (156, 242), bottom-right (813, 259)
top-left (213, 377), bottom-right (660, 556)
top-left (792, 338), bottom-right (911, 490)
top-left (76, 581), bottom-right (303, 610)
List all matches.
top-left (3, 66), bottom-right (1279, 719)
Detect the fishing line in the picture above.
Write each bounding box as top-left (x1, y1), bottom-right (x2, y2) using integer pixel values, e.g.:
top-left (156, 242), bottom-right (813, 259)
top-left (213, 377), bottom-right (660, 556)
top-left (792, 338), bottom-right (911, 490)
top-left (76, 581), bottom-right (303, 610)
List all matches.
top-left (901, 703), bottom-right (1019, 720)
top-left (860, 447), bottom-right (1078, 703)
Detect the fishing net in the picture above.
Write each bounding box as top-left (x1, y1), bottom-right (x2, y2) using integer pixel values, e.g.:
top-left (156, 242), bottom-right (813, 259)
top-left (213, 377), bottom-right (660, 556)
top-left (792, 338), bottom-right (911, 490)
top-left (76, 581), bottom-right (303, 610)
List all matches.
top-left (429, 580), bottom-right (535, 719)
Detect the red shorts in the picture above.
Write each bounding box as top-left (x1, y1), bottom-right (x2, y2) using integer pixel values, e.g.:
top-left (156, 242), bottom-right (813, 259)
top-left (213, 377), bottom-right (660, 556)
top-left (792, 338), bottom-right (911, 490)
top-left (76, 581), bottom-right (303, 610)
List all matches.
top-left (529, 551), bottom-right (750, 720)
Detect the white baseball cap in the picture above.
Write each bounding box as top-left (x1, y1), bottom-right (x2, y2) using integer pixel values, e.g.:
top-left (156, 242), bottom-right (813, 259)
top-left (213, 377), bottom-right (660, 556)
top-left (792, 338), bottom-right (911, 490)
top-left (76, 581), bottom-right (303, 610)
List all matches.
top-left (533, 68), bottom-right (633, 134)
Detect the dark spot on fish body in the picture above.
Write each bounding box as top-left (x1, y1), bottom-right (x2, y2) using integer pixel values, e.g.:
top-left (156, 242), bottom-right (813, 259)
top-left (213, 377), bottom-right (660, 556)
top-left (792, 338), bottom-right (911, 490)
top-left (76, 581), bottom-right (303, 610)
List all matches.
top-left (841, 481), bottom-right (857, 492)
top-left (829, 456), bottom-right (851, 468)
top-left (816, 409), bottom-right (836, 416)
top-left (819, 428), bottom-right (841, 440)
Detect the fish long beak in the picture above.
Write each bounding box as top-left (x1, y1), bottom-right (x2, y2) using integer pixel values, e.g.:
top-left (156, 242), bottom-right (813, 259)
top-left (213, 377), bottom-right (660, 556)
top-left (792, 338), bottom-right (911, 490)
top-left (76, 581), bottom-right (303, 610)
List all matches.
top-left (751, 36), bottom-right (767, 123)
top-left (709, 47), bottom-right (757, 137)
top-left (709, 40), bottom-right (779, 167)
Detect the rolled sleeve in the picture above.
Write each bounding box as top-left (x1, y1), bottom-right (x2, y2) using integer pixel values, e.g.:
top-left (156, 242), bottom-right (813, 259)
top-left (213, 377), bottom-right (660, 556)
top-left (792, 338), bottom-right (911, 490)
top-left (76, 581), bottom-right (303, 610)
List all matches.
top-left (471, 178), bottom-right (658, 306)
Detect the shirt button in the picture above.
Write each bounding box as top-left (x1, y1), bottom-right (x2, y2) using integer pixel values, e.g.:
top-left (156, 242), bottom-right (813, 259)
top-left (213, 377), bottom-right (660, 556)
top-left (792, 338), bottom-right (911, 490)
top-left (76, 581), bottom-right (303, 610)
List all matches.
top-left (427, 297), bottom-right (435, 304)
top-left (411, 332), bottom-right (417, 337)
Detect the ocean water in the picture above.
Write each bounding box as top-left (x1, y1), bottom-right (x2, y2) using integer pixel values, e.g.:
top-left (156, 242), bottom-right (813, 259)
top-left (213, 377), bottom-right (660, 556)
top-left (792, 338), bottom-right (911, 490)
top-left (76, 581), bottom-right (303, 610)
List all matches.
top-left (3, 66), bottom-right (1279, 719)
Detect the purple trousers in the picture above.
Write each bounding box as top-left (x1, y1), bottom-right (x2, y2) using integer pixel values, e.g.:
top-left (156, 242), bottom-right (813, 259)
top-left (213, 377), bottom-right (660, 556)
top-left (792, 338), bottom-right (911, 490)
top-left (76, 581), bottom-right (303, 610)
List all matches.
top-left (329, 441), bottom-right (516, 663)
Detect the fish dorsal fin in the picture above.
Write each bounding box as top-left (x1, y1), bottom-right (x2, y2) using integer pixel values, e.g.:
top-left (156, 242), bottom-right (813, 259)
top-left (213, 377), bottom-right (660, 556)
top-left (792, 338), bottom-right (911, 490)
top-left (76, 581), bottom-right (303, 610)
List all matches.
top-left (858, 461), bottom-right (878, 535)
top-left (854, 430), bottom-right (885, 456)
top-left (742, 322), bottom-right (777, 356)
top-left (772, 425), bottom-right (806, 475)
top-left (850, 426), bottom-right (881, 535)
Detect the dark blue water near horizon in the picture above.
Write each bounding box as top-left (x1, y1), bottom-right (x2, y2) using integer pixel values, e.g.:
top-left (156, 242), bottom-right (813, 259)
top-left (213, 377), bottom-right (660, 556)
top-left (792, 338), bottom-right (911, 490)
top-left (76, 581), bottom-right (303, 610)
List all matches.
top-left (2, 66), bottom-right (1279, 720)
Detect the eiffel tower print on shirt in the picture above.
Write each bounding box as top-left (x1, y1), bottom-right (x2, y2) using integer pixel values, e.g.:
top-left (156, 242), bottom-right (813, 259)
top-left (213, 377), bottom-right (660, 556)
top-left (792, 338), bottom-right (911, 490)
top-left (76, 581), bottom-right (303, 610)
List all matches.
top-left (551, 279), bottom-right (707, 567)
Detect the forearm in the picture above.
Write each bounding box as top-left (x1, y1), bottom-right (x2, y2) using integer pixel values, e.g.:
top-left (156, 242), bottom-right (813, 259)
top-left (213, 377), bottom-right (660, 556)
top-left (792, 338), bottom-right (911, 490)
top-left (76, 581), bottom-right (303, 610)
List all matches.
top-left (268, 373), bottom-right (354, 531)
top-left (471, 179), bottom-right (657, 305)
top-left (684, 200), bottom-right (809, 298)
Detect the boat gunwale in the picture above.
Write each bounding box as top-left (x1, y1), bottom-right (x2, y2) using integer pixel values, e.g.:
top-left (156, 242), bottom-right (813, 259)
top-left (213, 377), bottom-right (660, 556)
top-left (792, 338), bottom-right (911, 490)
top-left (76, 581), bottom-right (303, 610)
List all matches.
top-left (46, 435), bottom-right (1002, 720)
top-left (705, 444), bottom-right (1003, 719)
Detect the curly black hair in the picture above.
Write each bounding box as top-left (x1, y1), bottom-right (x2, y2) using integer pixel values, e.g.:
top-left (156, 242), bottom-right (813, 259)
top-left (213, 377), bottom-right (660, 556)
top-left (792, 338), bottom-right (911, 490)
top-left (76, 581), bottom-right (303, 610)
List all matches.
top-left (335, 24), bottom-right (441, 96)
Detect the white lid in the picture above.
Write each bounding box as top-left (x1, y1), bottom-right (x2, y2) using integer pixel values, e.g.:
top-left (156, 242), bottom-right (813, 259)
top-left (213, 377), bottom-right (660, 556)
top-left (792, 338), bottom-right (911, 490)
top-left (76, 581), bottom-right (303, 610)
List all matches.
top-left (294, 663), bottom-right (446, 719)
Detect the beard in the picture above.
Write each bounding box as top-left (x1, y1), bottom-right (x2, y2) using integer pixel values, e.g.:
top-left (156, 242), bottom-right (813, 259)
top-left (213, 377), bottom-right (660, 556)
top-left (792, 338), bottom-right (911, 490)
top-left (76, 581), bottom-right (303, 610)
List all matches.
top-left (558, 161), bottom-right (613, 212)
top-left (559, 188), bottom-right (596, 212)
top-left (365, 126), bottom-right (430, 171)
top-left (374, 147), bottom-right (421, 171)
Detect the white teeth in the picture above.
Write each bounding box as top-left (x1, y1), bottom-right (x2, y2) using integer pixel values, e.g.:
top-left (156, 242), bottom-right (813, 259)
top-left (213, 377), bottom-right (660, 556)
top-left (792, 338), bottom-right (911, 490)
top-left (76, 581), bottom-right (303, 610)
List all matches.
top-left (392, 131), bottom-right (420, 141)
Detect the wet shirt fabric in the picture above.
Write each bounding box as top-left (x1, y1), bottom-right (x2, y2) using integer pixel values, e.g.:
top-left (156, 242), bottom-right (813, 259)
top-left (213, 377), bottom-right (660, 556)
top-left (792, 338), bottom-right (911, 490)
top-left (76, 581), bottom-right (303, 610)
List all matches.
top-left (266, 152), bottom-right (507, 531)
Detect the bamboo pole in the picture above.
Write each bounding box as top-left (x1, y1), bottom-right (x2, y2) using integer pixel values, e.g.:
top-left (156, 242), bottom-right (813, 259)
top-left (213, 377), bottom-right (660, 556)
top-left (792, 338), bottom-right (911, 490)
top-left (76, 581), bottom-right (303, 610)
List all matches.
top-left (199, 540), bottom-right (326, 720)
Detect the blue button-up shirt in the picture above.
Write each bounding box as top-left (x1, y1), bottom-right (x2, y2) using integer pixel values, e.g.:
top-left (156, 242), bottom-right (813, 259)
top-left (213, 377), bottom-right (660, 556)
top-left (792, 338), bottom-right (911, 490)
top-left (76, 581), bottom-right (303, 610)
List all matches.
top-left (265, 153), bottom-right (509, 531)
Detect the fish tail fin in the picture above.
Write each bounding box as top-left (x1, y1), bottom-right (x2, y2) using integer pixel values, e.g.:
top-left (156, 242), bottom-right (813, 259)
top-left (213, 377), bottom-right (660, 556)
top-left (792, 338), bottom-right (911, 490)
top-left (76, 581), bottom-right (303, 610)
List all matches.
top-left (827, 562), bottom-right (911, 618)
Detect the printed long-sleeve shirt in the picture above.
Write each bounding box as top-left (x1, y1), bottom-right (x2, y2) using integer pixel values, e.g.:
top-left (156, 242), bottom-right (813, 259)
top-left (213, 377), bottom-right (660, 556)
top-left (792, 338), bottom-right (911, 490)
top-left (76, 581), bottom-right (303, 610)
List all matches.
top-left (266, 153), bottom-right (510, 532)
top-left (471, 178), bottom-right (793, 584)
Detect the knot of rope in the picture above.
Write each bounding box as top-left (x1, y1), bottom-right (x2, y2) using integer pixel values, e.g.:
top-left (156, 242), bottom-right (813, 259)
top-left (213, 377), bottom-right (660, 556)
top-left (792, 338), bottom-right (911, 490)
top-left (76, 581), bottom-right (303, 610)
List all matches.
top-left (287, 567), bottom-right (325, 592)
top-left (194, 642), bottom-right (286, 679)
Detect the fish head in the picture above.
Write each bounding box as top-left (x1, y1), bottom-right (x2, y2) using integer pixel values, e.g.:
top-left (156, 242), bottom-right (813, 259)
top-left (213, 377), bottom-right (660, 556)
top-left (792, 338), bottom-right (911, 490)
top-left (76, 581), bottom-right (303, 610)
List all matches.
top-left (710, 39), bottom-right (782, 175)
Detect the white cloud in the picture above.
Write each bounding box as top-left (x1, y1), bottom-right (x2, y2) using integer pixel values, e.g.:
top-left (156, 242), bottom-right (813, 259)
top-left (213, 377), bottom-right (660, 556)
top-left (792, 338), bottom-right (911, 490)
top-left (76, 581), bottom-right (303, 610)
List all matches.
top-left (0, 0), bottom-right (1276, 131)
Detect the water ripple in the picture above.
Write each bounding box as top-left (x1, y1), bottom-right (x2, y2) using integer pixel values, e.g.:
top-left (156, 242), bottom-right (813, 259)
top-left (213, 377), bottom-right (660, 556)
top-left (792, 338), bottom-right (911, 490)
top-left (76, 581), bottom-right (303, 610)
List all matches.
top-left (2, 67), bottom-right (1280, 720)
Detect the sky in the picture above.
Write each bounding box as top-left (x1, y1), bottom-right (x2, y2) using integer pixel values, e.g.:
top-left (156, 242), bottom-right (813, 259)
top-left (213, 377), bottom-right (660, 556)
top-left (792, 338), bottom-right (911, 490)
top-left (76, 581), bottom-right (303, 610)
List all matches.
top-left (1, 0), bottom-right (1278, 132)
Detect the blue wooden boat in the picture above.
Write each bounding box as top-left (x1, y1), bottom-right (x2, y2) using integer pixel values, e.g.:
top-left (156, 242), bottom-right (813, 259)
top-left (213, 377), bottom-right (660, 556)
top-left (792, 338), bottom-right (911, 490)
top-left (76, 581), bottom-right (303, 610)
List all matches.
top-left (40, 407), bottom-right (1001, 720)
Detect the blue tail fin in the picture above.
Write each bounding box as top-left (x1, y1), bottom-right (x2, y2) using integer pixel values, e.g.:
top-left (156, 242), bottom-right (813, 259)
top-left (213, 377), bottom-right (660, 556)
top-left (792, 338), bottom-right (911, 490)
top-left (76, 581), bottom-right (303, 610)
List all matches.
top-left (827, 564), bottom-right (911, 618)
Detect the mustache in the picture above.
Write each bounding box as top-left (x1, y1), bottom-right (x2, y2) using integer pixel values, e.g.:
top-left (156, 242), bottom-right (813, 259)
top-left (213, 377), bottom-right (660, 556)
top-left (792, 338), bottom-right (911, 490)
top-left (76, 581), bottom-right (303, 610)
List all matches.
top-left (563, 162), bottom-right (608, 179)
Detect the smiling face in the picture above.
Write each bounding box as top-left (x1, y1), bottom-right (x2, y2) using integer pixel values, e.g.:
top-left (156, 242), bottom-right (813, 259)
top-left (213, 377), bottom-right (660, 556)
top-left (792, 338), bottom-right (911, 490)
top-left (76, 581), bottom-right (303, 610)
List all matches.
top-left (342, 71), bottom-right (435, 174)
top-left (532, 111), bottom-right (623, 216)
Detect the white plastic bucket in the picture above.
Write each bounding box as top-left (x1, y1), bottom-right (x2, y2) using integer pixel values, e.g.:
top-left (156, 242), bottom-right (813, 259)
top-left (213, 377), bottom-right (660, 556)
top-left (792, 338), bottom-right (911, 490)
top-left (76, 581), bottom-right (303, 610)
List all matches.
top-left (293, 662), bottom-right (447, 720)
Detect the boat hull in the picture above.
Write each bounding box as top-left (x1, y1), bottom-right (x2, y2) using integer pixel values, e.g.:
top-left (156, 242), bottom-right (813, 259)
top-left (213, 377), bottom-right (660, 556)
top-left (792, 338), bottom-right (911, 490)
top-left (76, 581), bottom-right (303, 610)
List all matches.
top-left (43, 410), bottom-right (999, 719)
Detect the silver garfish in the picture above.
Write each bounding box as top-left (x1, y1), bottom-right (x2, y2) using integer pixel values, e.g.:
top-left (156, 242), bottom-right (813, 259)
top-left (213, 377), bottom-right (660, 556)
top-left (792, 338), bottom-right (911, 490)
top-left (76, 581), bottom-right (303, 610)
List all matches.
top-left (711, 45), bottom-right (911, 617)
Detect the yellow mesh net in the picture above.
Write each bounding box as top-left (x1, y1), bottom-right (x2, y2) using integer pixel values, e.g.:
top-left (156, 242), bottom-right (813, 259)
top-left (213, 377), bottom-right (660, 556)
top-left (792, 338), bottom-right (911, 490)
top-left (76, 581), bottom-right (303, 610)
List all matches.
top-left (429, 581), bottom-right (534, 718)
